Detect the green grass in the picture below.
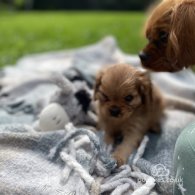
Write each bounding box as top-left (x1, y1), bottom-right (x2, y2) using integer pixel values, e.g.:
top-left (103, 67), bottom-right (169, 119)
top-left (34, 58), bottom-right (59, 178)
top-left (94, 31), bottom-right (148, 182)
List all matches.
top-left (0, 11), bottom-right (147, 67)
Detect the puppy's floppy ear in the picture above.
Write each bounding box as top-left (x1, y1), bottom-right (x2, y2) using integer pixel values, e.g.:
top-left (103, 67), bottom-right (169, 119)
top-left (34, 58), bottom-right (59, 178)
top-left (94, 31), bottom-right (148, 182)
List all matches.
top-left (136, 70), bottom-right (152, 104)
top-left (168, 1), bottom-right (195, 66)
top-left (94, 69), bottom-right (105, 101)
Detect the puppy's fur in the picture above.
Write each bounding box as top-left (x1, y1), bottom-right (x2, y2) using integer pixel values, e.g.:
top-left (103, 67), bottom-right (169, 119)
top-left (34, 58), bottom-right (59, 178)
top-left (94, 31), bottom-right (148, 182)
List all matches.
top-left (94, 64), bottom-right (165, 166)
top-left (94, 63), bottom-right (195, 166)
top-left (140, 0), bottom-right (195, 72)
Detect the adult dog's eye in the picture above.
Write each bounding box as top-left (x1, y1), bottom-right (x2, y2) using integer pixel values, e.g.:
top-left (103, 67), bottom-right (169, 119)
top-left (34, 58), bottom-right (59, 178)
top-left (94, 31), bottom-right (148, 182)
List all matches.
top-left (159, 31), bottom-right (168, 42)
top-left (124, 95), bottom-right (133, 102)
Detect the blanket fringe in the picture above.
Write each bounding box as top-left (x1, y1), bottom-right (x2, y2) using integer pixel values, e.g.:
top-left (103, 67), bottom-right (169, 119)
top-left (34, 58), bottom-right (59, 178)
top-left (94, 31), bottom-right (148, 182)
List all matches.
top-left (50, 123), bottom-right (156, 195)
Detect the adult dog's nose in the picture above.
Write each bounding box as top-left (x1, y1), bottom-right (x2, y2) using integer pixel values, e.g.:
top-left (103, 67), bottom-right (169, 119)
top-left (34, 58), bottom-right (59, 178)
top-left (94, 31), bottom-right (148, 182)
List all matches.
top-left (139, 51), bottom-right (149, 61)
top-left (109, 106), bottom-right (121, 117)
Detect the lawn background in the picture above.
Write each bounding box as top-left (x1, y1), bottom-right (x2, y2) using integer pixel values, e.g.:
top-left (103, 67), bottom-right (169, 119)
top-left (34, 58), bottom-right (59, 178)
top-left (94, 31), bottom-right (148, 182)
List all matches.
top-left (0, 11), bottom-right (147, 67)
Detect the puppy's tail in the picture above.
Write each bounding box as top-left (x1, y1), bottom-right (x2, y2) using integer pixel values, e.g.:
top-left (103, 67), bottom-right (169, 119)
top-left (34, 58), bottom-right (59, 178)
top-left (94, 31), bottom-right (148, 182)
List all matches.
top-left (164, 95), bottom-right (195, 114)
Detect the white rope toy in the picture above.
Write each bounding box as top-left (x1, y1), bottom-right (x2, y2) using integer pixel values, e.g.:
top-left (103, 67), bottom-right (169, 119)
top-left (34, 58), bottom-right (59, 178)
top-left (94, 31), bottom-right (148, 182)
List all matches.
top-left (50, 124), bottom-right (156, 195)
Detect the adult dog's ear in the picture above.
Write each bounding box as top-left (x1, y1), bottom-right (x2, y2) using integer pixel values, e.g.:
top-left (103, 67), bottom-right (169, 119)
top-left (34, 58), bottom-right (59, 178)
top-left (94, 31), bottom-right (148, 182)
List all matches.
top-left (137, 70), bottom-right (152, 104)
top-left (94, 69), bottom-right (105, 101)
top-left (168, 0), bottom-right (195, 67)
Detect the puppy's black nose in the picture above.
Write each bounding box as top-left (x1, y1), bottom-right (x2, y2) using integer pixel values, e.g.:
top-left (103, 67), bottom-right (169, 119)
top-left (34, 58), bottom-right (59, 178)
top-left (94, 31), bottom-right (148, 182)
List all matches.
top-left (109, 106), bottom-right (121, 117)
top-left (139, 51), bottom-right (149, 61)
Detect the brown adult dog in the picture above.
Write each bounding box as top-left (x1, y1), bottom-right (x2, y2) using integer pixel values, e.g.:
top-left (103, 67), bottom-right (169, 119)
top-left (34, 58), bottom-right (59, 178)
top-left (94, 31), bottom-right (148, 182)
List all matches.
top-left (94, 63), bottom-right (195, 166)
top-left (139, 0), bottom-right (195, 72)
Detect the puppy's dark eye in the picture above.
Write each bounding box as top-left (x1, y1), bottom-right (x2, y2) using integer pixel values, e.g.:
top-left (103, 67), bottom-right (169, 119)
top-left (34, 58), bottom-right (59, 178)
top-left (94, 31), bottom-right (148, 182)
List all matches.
top-left (99, 91), bottom-right (109, 102)
top-left (124, 95), bottom-right (133, 102)
top-left (159, 31), bottom-right (168, 42)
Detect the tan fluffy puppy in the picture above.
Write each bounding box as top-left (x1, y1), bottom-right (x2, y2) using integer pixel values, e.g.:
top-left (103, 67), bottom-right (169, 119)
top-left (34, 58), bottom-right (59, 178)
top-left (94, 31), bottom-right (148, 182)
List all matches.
top-left (94, 64), bottom-right (165, 166)
top-left (139, 0), bottom-right (195, 72)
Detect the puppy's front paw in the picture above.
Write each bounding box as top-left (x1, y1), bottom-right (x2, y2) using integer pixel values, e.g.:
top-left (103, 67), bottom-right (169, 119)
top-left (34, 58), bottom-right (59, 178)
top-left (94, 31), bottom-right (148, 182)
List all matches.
top-left (112, 152), bottom-right (127, 167)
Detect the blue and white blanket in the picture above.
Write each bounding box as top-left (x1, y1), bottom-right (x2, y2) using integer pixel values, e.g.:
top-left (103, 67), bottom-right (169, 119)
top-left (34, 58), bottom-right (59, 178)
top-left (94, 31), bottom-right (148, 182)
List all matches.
top-left (0, 37), bottom-right (195, 195)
